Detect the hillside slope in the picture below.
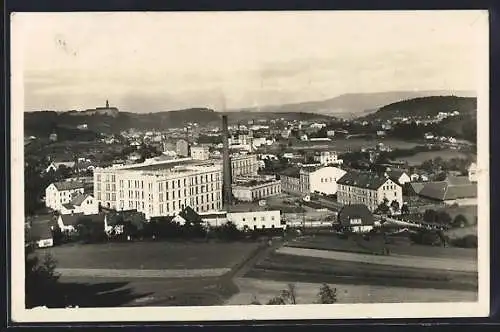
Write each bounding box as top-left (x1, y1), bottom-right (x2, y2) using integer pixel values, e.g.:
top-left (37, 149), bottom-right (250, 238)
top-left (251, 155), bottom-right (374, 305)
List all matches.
top-left (360, 96), bottom-right (477, 121)
top-left (24, 108), bottom-right (334, 138)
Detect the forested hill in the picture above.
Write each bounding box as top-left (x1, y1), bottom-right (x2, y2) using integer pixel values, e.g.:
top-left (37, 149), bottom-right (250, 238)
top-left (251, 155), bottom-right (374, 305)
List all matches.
top-left (360, 96), bottom-right (477, 121)
top-left (24, 108), bottom-right (334, 138)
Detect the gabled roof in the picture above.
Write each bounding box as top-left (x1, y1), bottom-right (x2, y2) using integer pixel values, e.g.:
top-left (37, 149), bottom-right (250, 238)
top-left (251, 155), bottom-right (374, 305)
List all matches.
top-left (280, 167), bottom-right (300, 178)
top-left (70, 194), bottom-right (92, 207)
top-left (107, 210), bottom-right (146, 229)
top-left (178, 206), bottom-right (203, 223)
top-left (338, 204), bottom-right (374, 226)
top-left (446, 175), bottom-right (472, 186)
top-left (337, 171), bottom-right (393, 190)
top-left (149, 215), bottom-right (175, 223)
top-left (59, 213), bottom-right (104, 226)
top-left (386, 169), bottom-right (409, 182)
top-left (418, 179), bottom-right (477, 201)
top-left (52, 181), bottom-right (84, 191)
top-left (408, 182), bottom-right (425, 194)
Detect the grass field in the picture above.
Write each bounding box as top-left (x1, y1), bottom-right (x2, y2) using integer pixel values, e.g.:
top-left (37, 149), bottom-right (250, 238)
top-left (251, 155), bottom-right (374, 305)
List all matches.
top-left (392, 150), bottom-right (472, 165)
top-left (56, 275), bottom-right (238, 307)
top-left (226, 278), bottom-right (477, 305)
top-left (42, 241), bottom-right (260, 270)
top-left (248, 252), bottom-right (477, 291)
top-left (286, 234), bottom-right (477, 260)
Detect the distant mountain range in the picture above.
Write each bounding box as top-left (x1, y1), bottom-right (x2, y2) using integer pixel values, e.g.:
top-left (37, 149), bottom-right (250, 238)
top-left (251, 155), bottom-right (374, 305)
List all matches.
top-left (232, 90), bottom-right (476, 119)
top-left (24, 90), bottom-right (477, 139)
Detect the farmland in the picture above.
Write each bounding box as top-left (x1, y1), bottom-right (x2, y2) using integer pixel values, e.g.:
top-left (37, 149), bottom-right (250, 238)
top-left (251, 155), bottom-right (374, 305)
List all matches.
top-left (245, 251), bottom-right (477, 291)
top-left (285, 234), bottom-right (477, 259)
top-left (392, 150), bottom-right (473, 166)
top-left (42, 241), bottom-right (261, 270)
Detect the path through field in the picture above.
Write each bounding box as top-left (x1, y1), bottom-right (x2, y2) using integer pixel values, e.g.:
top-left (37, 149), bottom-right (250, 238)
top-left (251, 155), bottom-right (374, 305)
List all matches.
top-left (56, 268), bottom-right (231, 278)
top-left (276, 247), bottom-right (477, 272)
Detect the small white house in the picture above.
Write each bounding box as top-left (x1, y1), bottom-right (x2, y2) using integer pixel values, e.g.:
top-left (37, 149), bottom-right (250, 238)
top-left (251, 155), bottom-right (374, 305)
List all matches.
top-left (57, 213), bottom-right (106, 233)
top-left (385, 169), bottom-right (411, 185)
top-left (45, 181), bottom-right (85, 212)
top-left (60, 194), bottom-right (99, 215)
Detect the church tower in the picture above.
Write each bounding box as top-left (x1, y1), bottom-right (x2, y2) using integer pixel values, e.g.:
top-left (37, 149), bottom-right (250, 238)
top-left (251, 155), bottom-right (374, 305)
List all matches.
top-left (106, 100), bottom-right (109, 108)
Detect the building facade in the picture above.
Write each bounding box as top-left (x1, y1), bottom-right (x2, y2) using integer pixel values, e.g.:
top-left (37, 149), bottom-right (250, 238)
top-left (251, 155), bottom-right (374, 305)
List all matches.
top-left (93, 159), bottom-right (223, 219)
top-left (199, 210), bottom-right (282, 230)
top-left (190, 146), bottom-right (210, 160)
top-left (232, 179), bottom-right (281, 202)
top-left (280, 168), bottom-right (302, 195)
top-left (231, 153), bottom-right (259, 178)
top-left (299, 166), bottom-right (347, 195)
top-left (337, 171), bottom-right (403, 212)
top-left (45, 182), bottom-right (85, 212)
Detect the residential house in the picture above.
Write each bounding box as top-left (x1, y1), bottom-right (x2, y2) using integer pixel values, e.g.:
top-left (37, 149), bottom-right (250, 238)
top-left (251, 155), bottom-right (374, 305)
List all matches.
top-left (45, 161), bottom-right (76, 173)
top-left (385, 169), bottom-right (411, 185)
top-left (45, 181), bottom-right (85, 212)
top-left (57, 213), bottom-right (106, 233)
top-left (105, 209), bottom-right (146, 235)
top-left (25, 215), bottom-right (56, 248)
top-left (60, 193), bottom-right (99, 215)
top-left (337, 171), bottom-right (403, 212)
top-left (313, 151), bottom-right (342, 166)
top-left (299, 166), bottom-right (347, 195)
top-left (338, 204), bottom-right (374, 233)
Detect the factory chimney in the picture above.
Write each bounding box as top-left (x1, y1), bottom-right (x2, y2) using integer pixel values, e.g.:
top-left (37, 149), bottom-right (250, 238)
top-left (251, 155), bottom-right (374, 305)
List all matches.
top-left (222, 115), bottom-right (233, 208)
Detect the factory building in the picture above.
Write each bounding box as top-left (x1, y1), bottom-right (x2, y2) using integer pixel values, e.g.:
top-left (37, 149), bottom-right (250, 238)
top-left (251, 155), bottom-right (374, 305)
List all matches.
top-left (93, 158), bottom-right (223, 220)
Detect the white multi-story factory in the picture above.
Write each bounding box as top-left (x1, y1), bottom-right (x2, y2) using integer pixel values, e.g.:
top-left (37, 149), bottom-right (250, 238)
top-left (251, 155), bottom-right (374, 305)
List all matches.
top-left (93, 158), bottom-right (223, 219)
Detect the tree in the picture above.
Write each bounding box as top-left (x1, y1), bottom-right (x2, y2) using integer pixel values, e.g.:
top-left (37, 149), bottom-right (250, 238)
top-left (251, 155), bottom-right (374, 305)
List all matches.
top-left (401, 203), bottom-right (410, 215)
top-left (316, 283), bottom-right (337, 304)
top-left (453, 214), bottom-right (468, 228)
top-left (25, 245), bottom-right (61, 308)
top-left (436, 211), bottom-right (452, 225)
top-left (423, 209), bottom-right (437, 224)
top-left (376, 198), bottom-right (390, 215)
top-left (390, 200), bottom-right (400, 214)
top-left (266, 283), bottom-right (297, 305)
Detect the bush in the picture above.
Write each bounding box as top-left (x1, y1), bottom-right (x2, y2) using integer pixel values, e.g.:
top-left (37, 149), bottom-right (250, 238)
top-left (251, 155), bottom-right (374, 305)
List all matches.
top-left (451, 235), bottom-right (477, 248)
top-left (452, 214), bottom-right (469, 228)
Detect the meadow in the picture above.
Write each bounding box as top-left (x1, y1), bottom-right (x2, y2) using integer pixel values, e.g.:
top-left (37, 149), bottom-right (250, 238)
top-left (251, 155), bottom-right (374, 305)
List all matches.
top-left (42, 241), bottom-right (260, 270)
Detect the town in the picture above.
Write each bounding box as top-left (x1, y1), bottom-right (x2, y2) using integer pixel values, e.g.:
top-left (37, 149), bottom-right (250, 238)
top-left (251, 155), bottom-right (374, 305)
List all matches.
top-left (24, 95), bottom-right (479, 308)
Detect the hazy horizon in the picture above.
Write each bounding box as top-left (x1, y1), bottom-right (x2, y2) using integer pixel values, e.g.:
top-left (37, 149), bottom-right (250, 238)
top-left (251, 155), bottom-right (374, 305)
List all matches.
top-left (15, 11), bottom-right (486, 113)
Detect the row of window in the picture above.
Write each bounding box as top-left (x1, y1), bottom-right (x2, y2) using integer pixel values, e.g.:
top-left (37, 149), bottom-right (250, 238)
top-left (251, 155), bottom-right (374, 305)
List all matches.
top-left (240, 215), bottom-right (276, 222)
top-left (320, 177), bottom-right (337, 183)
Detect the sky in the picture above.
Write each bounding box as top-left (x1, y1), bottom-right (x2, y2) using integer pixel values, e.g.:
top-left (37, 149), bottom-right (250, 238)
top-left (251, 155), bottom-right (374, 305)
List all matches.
top-left (15, 11), bottom-right (487, 112)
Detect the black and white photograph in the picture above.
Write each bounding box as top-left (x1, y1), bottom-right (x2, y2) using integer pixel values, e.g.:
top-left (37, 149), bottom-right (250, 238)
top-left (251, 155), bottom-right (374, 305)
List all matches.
top-left (10, 10), bottom-right (489, 322)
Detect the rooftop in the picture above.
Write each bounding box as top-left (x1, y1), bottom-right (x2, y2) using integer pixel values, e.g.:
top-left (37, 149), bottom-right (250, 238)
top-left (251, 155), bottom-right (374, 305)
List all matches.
top-left (337, 171), bottom-right (393, 190)
top-left (280, 167), bottom-right (301, 178)
top-left (53, 181), bottom-right (85, 191)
